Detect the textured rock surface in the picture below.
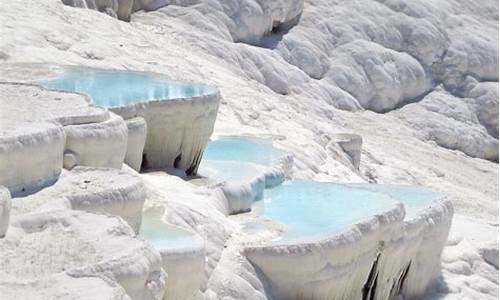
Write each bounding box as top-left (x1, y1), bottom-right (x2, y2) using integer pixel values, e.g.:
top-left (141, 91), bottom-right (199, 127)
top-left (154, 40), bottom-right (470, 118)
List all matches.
top-left (125, 117), bottom-right (147, 171)
top-left (0, 209), bottom-right (165, 300)
top-left (62, 0), bottom-right (135, 21)
top-left (0, 187), bottom-right (11, 238)
top-left (64, 112), bottom-right (128, 169)
top-left (0, 273), bottom-right (131, 300)
top-left (0, 0), bottom-right (498, 299)
top-left (11, 166), bottom-right (146, 233)
top-left (111, 90), bottom-right (220, 174)
top-left (0, 82), bottom-right (110, 196)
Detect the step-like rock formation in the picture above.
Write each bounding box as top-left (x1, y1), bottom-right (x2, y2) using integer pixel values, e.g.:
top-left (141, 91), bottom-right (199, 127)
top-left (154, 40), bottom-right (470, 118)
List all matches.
top-left (0, 82), bottom-right (126, 196)
top-left (0, 209), bottom-right (165, 299)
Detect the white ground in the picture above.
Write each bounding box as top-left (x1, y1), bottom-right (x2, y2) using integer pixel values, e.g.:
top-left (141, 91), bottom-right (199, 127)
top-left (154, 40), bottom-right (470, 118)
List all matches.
top-left (0, 0), bottom-right (498, 299)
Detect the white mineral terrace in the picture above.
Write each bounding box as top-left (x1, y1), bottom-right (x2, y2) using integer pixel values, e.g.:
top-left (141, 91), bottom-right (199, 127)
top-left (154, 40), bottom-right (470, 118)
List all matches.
top-left (0, 67), bottom-right (458, 299)
top-left (1, 0), bottom-right (497, 299)
top-left (1, 63), bottom-right (221, 174)
top-left (0, 209), bottom-right (165, 299)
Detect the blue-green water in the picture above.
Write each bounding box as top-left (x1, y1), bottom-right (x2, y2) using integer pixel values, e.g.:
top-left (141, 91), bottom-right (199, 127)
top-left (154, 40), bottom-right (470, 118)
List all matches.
top-left (197, 160), bottom-right (264, 183)
top-left (139, 210), bottom-right (199, 250)
top-left (346, 184), bottom-right (439, 218)
top-left (202, 136), bottom-right (284, 166)
top-left (253, 181), bottom-right (440, 241)
top-left (39, 68), bottom-right (212, 108)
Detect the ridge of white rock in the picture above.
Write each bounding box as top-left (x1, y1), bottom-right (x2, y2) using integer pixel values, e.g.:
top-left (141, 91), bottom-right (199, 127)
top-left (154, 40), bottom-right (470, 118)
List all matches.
top-left (0, 187), bottom-right (11, 238)
top-left (64, 112), bottom-right (128, 169)
top-left (0, 209), bottom-right (166, 300)
top-left (125, 117), bottom-right (147, 171)
top-left (11, 166), bottom-right (146, 233)
top-left (0, 81), bottom-right (128, 196)
top-left (112, 90), bottom-right (220, 174)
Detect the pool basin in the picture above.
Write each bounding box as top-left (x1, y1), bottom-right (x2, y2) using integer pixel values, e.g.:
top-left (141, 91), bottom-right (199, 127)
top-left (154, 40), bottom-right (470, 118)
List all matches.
top-left (244, 181), bottom-right (453, 300)
top-left (197, 136), bottom-right (292, 214)
top-left (200, 136), bottom-right (293, 188)
top-left (140, 208), bottom-right (205, 300)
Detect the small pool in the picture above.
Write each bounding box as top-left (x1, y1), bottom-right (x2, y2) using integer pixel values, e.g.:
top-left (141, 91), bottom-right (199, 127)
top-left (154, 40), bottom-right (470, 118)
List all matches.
top-left (139, 210), bottom-right (200, 251)
top-left (253, 181), bottom-right (440, 242)
top-left (202, 136), bottom-right (285, 166)
top-left (38, 68), bottom-right (213, 108)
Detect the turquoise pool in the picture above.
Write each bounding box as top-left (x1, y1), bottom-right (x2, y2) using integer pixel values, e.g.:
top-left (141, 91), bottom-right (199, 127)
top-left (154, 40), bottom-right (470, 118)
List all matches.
top-left (139, 210), bottom-right (200, 250)
top-left (202, 136), bottom-right (285, 166)
top-left (253, 181), bottom-right (440, 241)
top-left (39, 68), bottom-right (213, 108)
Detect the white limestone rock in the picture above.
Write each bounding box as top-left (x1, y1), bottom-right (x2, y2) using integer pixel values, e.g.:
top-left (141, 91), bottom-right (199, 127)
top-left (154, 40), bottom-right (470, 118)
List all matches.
top-left (331, 133), bottom-right (363, 170)
top-left (141, 172), bottom-right (234, 296)
top-left (125, 117), bottom-right (147, 171)
top-left (394, 88), bottom-right (499, 161)
top-left (0, 209), bottom-right (165, 300)
top-left (112, 91), bottom-right (220, 175)
top-left (0, 187), bottom-right (11, 238)
top-left (11, 167), bottom-right (146, 233)
top-left (0, 273), bottom-right (131, 300)
top-left (0, 0), bottom-right (498, 299)
top-left (64, 112), bottom-right (128, 169)
top-left (62, 0), bottom-right (135, 21)
top-left (0, 82), bottom-right (109, 196)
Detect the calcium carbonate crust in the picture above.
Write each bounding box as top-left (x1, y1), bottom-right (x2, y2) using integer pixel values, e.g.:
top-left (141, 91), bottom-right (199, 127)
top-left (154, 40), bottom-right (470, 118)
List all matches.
top-left (11, 166), bottom-right (147, 233)
top-left (0, 81), bottom-right (127, 196)
top-left (111, 89), bottom-right (220, 174)
top-left (0, 187), bottom-right (11, 238)
top-left (0, 209), bottom-right (166, 300)
top-left (243, 199), bottom-right (453, 300)
top-left (125, 117), bottom-right (148, 171)
top-left (0, 273), bottom-right (131, 300)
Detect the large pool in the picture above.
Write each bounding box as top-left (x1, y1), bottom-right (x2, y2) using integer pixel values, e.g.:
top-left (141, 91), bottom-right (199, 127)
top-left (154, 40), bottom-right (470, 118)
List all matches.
top-left (38, 68), bottom-right (213, 108)
top-left (202, 136), bottom-right (285, 166)
top-left (139, 210), bottom-right (200, 251)
top-left (253, 181), bottom-right (440, 242)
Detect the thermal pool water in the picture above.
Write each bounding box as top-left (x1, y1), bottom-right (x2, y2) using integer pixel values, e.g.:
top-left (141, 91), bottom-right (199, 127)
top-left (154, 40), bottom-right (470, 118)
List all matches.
top-left (39, 68), bottom-right (214, 108)
top-left (253, 180), bottom-right (441, 242)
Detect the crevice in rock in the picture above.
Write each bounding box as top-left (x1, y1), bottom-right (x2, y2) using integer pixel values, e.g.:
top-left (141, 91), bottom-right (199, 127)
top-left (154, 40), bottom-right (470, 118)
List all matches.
top-left (174, 153), bottom-right (182, 168)
top-left (141, 153), bottom-right (149, 170)
top-left (186, 149), bottom-right (203, 175)
top-left (362, 252), bottom-right (381, 300)
top-left (390, 261), bottom-right (412, 297)
top-left (242, 12), bottom-right (302, 50)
